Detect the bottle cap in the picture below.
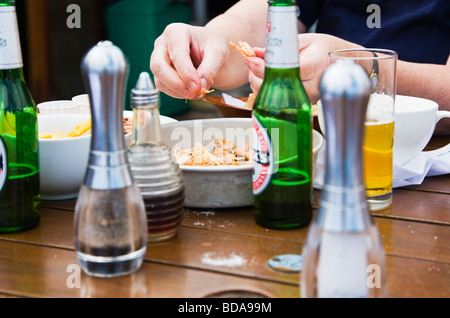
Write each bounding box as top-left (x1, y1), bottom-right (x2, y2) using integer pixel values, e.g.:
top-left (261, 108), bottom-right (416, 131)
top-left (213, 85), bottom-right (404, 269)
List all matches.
top-left (268, 254), bottom-right (303, 273)
top-left (132, 72), bottom-right (159, 107)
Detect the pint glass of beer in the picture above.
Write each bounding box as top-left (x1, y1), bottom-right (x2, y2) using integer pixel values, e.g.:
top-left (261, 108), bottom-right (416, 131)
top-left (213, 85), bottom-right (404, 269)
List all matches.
top-left (329, 49), bottom-right (397, 212)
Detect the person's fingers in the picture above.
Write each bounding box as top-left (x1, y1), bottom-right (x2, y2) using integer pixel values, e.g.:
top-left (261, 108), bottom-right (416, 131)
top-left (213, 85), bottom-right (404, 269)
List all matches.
top-left (244, 56), bottom-right (265, 79)
top-left (248, 70), bottom-right (263, 95)
top-left (252, 47), bottom-right (265, 59)
top-left (151, 46), bottom-right (197, 99)
top-left (153, 76), bottom-right (197, 100)
top-left (166, 34), bottom-right (203, 93)
top-left (196, 37), bottom-right (229, 91)
top-left (299, 57), bottom-right (318, 82)
top-left (243, 53), bottom-right (265, 95)
top-left (150, 24), bottom-right (202, 97)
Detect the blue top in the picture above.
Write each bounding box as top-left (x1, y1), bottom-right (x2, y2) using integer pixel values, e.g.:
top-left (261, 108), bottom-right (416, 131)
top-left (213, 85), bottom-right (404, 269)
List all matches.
top-left (296, 0), bottom-right (450, 64)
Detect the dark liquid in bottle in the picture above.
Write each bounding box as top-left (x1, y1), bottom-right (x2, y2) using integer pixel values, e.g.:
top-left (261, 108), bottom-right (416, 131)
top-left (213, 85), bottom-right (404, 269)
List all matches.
top-left (143, 188), bottom-right (185, 241)
top-left (77, 243), bottom-right (146, 277)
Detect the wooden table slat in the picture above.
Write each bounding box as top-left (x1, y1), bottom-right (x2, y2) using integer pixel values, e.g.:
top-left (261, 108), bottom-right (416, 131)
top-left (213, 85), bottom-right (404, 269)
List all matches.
top-left (0, 135), bottom-right (448, 298)
top-left (1, 206), bottom-right (449, 285)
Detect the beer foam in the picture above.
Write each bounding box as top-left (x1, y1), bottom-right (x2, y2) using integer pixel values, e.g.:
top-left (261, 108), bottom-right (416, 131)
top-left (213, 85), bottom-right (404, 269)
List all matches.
top-left (365, 93), bottom-right (394, 125)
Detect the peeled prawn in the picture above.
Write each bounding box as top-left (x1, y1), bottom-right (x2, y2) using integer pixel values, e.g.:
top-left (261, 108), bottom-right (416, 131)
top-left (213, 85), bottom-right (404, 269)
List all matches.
top-left (200, 87), bottom-right (215, 95)
top-left (173, 139), bottom-right (252, 166)
top-left (229, 41), bottom-right (256, 57)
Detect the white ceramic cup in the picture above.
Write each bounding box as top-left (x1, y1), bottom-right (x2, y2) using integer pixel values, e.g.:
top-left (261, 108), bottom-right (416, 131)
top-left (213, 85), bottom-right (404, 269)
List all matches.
top-left (318, 95), bottom-right (450, 166)
top-left (71, 94), bottom-right (91, 114)
top-left (393, 95), bottom-right (450, 165)
top-left (37, 100), bottom-right (83, 115)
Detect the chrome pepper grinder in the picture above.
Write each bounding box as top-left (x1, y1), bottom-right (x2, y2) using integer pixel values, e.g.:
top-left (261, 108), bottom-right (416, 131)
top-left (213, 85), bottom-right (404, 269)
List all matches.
top-left (74, 41), bottom-right (147, 277)
top-left (301, 59), bottom-right (387, 297)
top-left (128, 72), bottom-right (185, 242)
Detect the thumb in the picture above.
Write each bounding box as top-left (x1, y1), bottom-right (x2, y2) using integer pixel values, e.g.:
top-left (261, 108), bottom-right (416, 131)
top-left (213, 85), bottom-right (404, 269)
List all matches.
top-left (298, 33), bottom-right (316, 51)
top-left (196, 46), bottom-right (228, 90)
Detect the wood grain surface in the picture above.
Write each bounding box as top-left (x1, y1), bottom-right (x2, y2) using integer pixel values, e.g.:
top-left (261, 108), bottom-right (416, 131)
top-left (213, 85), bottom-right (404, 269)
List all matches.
top-left (0, 137), bottom-right (448, 298)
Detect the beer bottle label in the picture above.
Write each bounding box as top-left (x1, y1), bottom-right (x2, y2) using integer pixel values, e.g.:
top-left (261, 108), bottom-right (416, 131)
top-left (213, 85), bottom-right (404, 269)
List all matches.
top-left (0, 136), bottom-right (7, 193)
top-left (252, 115), bottom-right (273, 195)
top-left (265, 6), bottom-right (299, 69)
top-left (0, 6), bottom-right (24, 70)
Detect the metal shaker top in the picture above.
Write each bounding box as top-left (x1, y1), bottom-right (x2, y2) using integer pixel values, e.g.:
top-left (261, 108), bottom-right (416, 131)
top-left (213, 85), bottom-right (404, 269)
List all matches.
top-left (318, 59), bottom-right (372, 232)
top-left (81, 41), bottom-right (133, 190)
top-left (81, 40), bottom-right (129, 153)
top-left (132, 72), bottom-right (160, 107)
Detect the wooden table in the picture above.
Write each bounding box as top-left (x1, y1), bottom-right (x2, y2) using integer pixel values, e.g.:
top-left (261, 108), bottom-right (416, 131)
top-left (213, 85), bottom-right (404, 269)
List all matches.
top-left (0, 137), bottom-right (448, 299)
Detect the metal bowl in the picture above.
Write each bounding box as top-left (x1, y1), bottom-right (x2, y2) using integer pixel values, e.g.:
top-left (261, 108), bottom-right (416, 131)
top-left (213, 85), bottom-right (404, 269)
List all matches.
top-left (161, 118), bottom-right (324, 209)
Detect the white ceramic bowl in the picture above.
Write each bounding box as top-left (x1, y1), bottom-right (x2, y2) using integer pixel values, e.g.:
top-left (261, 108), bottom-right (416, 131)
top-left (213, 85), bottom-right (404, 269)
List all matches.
top-left (38, 114), bottom-right (91, 200)
top-left (161, 118), bottom-right (324, 208)
top-left (38, 112), bottom-right (140, 200)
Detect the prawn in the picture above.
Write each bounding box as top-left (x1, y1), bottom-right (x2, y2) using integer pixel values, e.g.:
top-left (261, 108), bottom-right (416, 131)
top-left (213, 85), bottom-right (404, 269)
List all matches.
top-left (200, 88), bottom-right (215, 95)
top-left (173, 139), bottom-right (252, 166)
top-left (229, 41), bottom-right (256, 57)
top-left (200, 73), bottom-right (215, 95)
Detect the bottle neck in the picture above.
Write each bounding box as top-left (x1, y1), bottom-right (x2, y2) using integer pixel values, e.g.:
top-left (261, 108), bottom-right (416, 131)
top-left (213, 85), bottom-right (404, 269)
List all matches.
top-left (268, 0), bottom-right (296, 5)
top-left (0, 1), bottom-right (15, 6)
top-left (0, 4), bottom-right (23, 70)
top-left (0, 68), bottom-right (25, 80)
top-left (265, 3), bottom-right (299, 70)
top-left (132, 104), bottom-right (162, 145)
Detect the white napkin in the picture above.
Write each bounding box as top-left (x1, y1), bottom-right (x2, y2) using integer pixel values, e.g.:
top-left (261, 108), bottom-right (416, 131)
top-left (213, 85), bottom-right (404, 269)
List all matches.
top-left (313, 142), bottom-right (327, 189)
top-left (392, 143), bottom-right (450, 187)
top-left (222, 93), bottom-right (247, 108)
top-left (313, 141), bottom-right (450, 189)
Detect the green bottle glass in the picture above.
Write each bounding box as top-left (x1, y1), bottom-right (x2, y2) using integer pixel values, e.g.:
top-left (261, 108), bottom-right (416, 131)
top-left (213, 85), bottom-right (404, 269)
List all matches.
top-left (0, 0), bottom-right (41, 233)
top-left (252, 0), bottom-right (312, 229)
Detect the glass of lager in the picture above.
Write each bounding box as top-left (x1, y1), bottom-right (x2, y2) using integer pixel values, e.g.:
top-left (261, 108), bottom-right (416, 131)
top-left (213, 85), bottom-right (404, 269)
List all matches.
top-left (328, 49), bottom-right (397, 212)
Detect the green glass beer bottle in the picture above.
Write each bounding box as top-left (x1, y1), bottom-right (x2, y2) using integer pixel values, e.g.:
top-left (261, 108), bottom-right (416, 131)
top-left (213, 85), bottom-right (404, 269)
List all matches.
top-left (0, 0), bottom-right (41, 232)
top-left (252, 0), bottom-right (312, 229)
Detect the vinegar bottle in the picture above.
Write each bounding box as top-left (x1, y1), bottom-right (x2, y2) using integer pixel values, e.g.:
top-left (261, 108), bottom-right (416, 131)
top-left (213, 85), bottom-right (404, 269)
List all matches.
top-left (301, 59), bottom-right (387, 298)
top-left (0, 0), bottom-right (41, 233)
top-left (128, 72), bottom-right (185, 242)
top-left (252, 0), bottom-right (312, 229)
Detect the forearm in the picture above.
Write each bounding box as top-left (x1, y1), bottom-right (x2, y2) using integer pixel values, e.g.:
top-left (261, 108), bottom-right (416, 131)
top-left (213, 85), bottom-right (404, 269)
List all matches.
top-left (397, 57), bottom-right (450, 134)
top-left (204, 0), bottom-right (268, 90)
top-left (397, 59), bottom-right (450, 111)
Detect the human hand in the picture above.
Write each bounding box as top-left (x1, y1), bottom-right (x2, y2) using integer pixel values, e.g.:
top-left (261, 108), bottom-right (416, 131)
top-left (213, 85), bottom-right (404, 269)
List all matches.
top-left (243, 47), bottom-right (265, 95)
top-left (297, 33), bottom-right (364, 103)
top-left (243, 34), bottom-right (363, 102)
top-left (150, 23), bottom-right (229, 100)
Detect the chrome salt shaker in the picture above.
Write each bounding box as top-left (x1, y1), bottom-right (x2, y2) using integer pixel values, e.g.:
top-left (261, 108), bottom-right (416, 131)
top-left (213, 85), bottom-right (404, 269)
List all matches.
top-left (74, 41), bottom-right (147, 277)
top-left (301, 59), bottom-right (387, 297)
